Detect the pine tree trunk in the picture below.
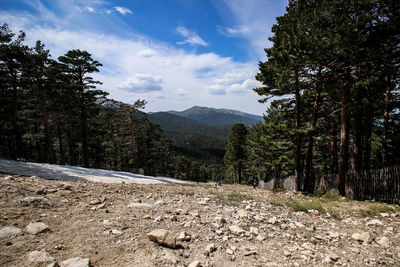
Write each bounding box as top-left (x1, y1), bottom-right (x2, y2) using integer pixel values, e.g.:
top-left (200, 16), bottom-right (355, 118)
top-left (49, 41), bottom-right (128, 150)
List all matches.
top-left (67, 124), bottom-right (75, 165)
top-left (304, 89), bottom-right (321, 193)
top-left (57, 124), bottom-right (65, 165)
top-left (294, 69), bottom-right (303, 191)
top-left (38, 84), bottom-right (55, 163)
top-left (330, 120), bottom-right (338, 174)
top-left (238, 161), bottom-right (242, 184)
top-left (338, 83), bottom-right (350, 196)
top-left (12, 73), bottom-right (22, 159)
top-left (129, 113), bottom-right (136, 164)
top-left (351, 86), bottom-right (363, 171)
top-left (80, 82), bottom-right (89, 167)
top-left (382, 76), bottom-right (391, 166)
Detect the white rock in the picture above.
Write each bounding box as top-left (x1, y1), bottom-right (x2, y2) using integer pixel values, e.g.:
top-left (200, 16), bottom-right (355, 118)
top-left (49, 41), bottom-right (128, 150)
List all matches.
top-left (249, 227), bottom-right (259, 236)
top-left (111, 229), bottom-right (122, 235)
top-left (177, 231), bottom-right (191, 241)
top-left (175, 209), bottom-right (183, 215)
top-left (377, 236), bottom-right (390, 247)
top-left (148, 229), bottom-right (176, 248)
top-left (102, 220), bottom-right (112, 226)
top-left (60, 257), bottom-right (90, 267)
top-left (228, 225), bottom-right (245, 235)
top-left (27, 250), bottom-right (55, 265)
top-left (132, 198), bottom-right (141, 203)
top-left (237, 209), bottom-right (249, 218)
top-left (26, 222), bottom-right (49, 235)
top-left (268, 216), bottom-right (277, 224)
top-left (128, 202), bottom-right (157, 211)
top-left (19, 197), bottom-right (51, 208)
top-left (153, 215), bottom-right (163, 222)
top-left (226, 248), bottom-right (234, 255)
top-left (155, 199), bottom-right (165, 205)
top-left (256, 234), bottom-right (266, 241)
top-left (366, 219), bottom-right (383, 226)
top-left (327, 231), bottom-right (340, 240)
top-left (188, 260), bottom-right (202, 267)
top-left (352, 232), bottom-right (373, 244)
top-left (0, 226), bottom-right (23, 239)
top-left (4, 176), bottom-right (14, 180)
top-left (205, 243), bottom-right (216, 255)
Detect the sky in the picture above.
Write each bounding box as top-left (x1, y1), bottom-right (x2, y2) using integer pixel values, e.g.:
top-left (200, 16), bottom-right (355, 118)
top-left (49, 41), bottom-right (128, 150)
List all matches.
top-left (0, 0), bottom-right (288, 115)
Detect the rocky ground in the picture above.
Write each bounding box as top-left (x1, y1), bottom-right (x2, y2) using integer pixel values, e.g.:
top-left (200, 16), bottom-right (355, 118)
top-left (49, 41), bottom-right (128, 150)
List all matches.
top-left (1, 173), bottom-right (400, 267)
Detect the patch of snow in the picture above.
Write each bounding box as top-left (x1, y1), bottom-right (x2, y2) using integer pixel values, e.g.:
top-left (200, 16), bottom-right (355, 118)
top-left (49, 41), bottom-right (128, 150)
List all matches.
top-left (0, 160), bottom-right (187, 185)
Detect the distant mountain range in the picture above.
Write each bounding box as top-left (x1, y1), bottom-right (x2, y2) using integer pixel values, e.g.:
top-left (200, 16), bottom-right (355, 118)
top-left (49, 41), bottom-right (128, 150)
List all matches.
top-left (100, 101), bottom-right (264, 164)
top-left (161, 106), bottom-right (263, 126)
top-left (147, 106), bottom-right (263, 164)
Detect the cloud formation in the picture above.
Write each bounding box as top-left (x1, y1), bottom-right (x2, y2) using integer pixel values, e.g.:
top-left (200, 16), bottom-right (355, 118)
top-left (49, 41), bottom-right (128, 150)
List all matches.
top-left (113, 6), bottom-right (133, 15)
top-left (118, 74), bottom-right (163, 93)
top-left (0, 1), bottom-right (266, 114)
top-left (219, 25), bottom-right (250, 37)
top-left (176, 26), bottom-right (208, 47)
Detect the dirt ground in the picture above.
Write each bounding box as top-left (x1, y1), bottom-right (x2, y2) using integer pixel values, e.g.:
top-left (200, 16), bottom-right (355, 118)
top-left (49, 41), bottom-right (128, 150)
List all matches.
top-left (1, 173), bottom-right (400, 266)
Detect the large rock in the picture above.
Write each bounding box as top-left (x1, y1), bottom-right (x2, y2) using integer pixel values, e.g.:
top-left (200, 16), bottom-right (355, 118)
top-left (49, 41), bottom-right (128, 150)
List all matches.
top-left (237, 209), bottom-right (249, 218)
top-left (377, 236), bottom-right (390, 247)
top-left (27, 250), bottom-right (55, 265)
top-left (148, 229), bottom-right (176, 248)
top-left (128, 202), bottom-right (157, 211)
top-left (228, 225), bottom-right (245, 235)
top-left (188, 260), bottom-right (201, 267)
top-left (0, 226), bottom-right (23, 239)
top-left (366, 219), bottom-right (383, 226)
top-left (352, 232), bottom-right (373, 244)
top-left (188, 260), bottom-right (202, 267)
top-left (18, 197), bottom-right (51, 208)
top-left (26, 222), bottom-right (49, 235)
top-left (60, 257), bottom-right (90, 267)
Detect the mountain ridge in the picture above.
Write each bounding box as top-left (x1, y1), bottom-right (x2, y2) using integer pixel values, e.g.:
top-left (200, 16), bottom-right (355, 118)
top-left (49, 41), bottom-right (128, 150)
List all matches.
top-left (158, 106), bottom-right (263, 126)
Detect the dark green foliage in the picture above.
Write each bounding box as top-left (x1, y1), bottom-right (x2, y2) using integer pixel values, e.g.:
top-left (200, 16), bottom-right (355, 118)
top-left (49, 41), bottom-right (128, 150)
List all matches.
top-left (224, 123), bottom-right (248, 184)
top-left (250, 0), bottom-right (400, 196)
top-left (0, 23), bottom-right (218, 182)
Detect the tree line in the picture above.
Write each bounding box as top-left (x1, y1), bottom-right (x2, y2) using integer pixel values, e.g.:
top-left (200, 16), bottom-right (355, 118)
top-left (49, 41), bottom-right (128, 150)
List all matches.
top-left (0, 23), bottom-right (220, 181)
top-left (224, 0), bottom-right (400, 196)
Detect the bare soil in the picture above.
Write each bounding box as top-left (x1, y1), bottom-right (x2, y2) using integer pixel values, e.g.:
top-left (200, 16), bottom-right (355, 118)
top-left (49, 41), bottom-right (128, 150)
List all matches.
top-left (1, 174), bottom-right (400, 266)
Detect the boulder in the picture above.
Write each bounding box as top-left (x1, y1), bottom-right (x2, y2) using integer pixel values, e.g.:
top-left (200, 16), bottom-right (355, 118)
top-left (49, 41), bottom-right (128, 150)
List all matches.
top-left (228, 225), bottom-right (245, 235)
top-left (0, 226), bottom-right (23, 239)
top-left (188, 260), bottom-right (202, 267)
top-left (128, 202), bottom-right (157, 211)
top-left (148, 229), bottom-right (176, 248)
top-left (352, 232), bottom-right (373, 244)
top-left (18, 197), bottom-right (51, 208)
top-left (26, 222), bottom-right (49, 235)
top-left (377, 236), bottom-right (390, 247)
top-left (60, 257), bottom-right (90, 267)
top-left (27, 250), bottom-right (55, 265)
top-left (366, 219), bottom-right (383, 226)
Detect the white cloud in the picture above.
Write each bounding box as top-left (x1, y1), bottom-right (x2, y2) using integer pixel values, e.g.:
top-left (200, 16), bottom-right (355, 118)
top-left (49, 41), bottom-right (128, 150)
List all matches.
top-left (113, 6), bottom-right (133, 15)
top-left (216, 0), bottom-right (286, 60)
top-left (219, 25), bottom-right (250, 36)
top-left (176, 26), bottom-right (208, 47)
top-left (0, 6), bottom-right (266, 115)
top-left (86, 6), bottom-right (95, 12)
top-left (137, 49), bottom-right (157, 58)
top-left (118, 74), bottom-right (163, 93)
top-left (207, 84), bottom-right (226, 95)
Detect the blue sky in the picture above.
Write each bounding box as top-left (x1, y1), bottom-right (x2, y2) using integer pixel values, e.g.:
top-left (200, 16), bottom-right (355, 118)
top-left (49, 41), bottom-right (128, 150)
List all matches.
top-left (0, 0), bottom-right (288, 115)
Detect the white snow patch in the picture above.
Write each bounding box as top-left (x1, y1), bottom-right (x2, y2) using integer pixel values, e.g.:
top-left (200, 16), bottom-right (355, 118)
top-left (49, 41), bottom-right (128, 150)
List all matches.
top-left (0, 160), bottom-right (187, 184)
